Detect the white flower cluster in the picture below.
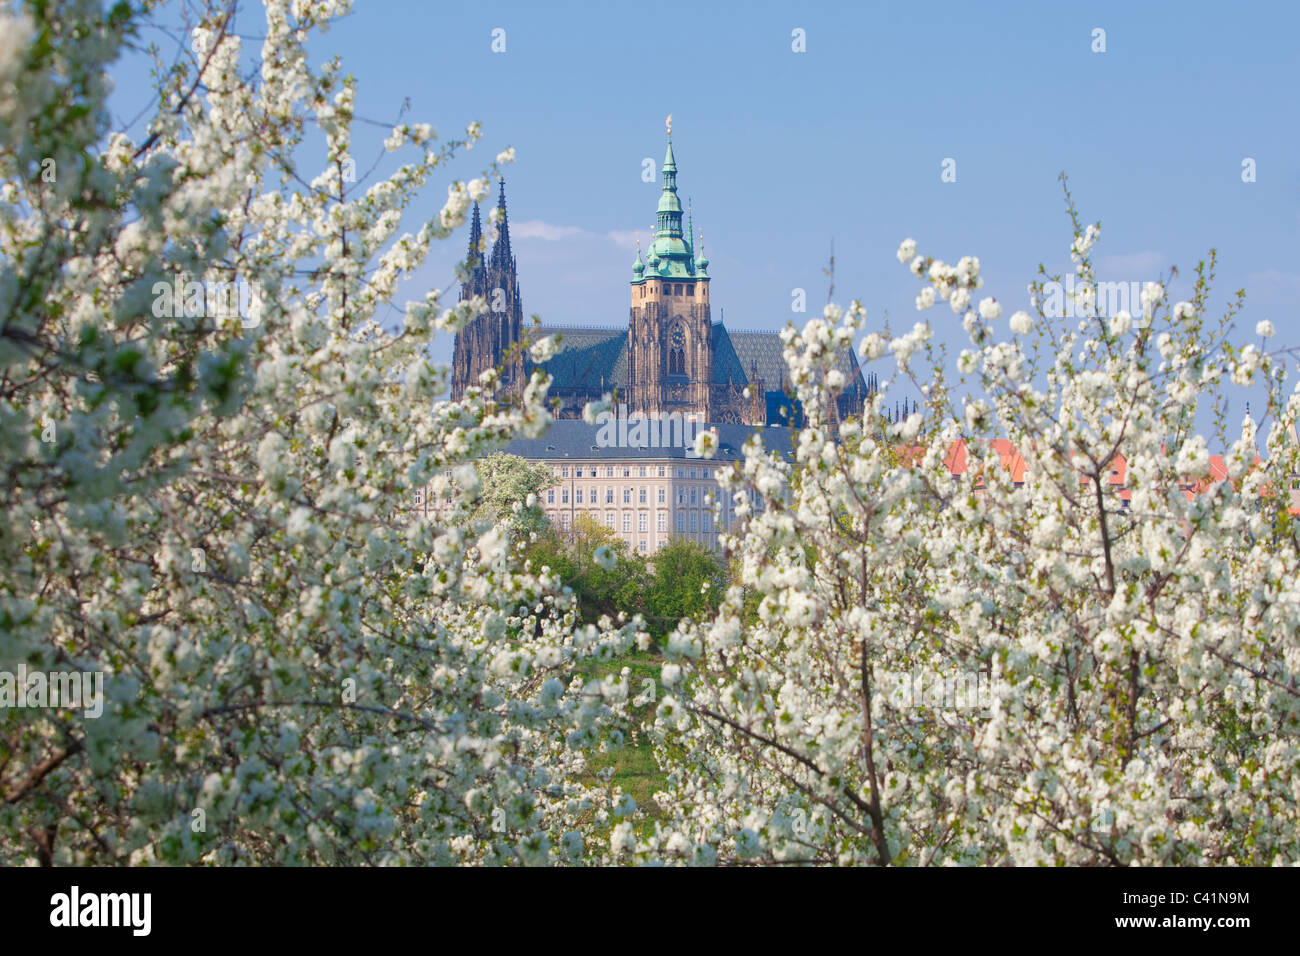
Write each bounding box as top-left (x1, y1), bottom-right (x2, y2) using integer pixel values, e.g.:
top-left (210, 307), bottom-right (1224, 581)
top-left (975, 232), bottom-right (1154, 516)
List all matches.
top-left (529, 334), bottom-right (561, 363)
top-left (1070, 223), bottom-right (1100, 262)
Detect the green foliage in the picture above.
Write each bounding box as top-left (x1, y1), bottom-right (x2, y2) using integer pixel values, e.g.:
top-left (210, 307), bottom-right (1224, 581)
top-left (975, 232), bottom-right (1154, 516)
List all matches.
top-left (522, 519), bottom-right (727, 637)
top-left (525, 514), bottom-right (652, 623)
top-left (643, 537), bottom-right (727, 632)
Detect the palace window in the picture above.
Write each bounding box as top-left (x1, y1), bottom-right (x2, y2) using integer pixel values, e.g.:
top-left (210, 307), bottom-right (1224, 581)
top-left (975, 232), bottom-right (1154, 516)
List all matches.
top-left (622, 514), bottom-right (631, 532)
top-left (658, 488), bottom-right (665, 503)
top-left (547, 490), bottom-right (554, 504)
top-left (605, 488), bottom-right (614, 503)
top-left (638, 513), bottom-right (647, 532)
top-left (606, 466), bottom-right (614, 477)
top-left (676, 513), bottom-right (685, 532)
top-left (606, 512), bottom-right (615, 527)
top-left (658, 466), bottom-right (665, 477)
top-left (623, 488), bottom-right (631, 503)
top-left (576, 489), bottom-right (583, 503)
top-left (561, 490), bottom-right (569, 503)
top-left (690, 488), bottom-right (697, 505)
top-left (561, 466), bottom-right (568, 477)
top-left (638, 466), bottom-right (647, 477)
top-left (639, 489), bottom-right (647, 503)
top-left (657, 512), bottom-right (666, 532)
top-left (690, 513), bottom-right (697, 533)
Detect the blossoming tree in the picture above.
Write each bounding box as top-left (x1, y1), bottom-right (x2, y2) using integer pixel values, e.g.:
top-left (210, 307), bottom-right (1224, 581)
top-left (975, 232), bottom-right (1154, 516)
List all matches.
top-left (642, 193), bottom-right (1300, 866)
top-left (0, 0), bottom-right (640, 865)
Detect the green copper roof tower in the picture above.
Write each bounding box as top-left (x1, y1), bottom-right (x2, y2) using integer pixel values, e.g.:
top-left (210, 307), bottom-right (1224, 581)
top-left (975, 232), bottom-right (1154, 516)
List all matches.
top-left (644, 123), bottom-right (696, 280)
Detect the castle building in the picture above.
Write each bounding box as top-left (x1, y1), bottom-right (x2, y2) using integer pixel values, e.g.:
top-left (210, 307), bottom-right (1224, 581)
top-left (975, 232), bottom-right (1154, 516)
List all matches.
top-left (450, 129), bottom-right (875, 425)
top-left (410, 420), bottom-right (793, 554)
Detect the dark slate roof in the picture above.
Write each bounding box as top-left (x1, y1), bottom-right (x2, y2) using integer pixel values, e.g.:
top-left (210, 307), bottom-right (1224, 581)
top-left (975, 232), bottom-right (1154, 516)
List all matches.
top-left (502, 419), bottom-right (794, 462)
top-left (729, 330), bottom-right (868, 394)
top-left (711, 322), bottom-right (747, 385)
top-left (532, 322), bottom-right (865, 398)
top-left (729, 331), bottom-right (787, 391)
top-left (534, 326), bottom-right (627, 390)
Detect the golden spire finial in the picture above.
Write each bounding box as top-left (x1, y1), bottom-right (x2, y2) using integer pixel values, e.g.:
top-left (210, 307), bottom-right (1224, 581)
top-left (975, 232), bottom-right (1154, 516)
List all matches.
top-left (666, 113), bottom-right (672, 136)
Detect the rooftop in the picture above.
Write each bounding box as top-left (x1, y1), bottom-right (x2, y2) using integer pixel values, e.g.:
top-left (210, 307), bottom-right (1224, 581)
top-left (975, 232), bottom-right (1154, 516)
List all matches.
top-left (503, 418), bottom-right (794, 462)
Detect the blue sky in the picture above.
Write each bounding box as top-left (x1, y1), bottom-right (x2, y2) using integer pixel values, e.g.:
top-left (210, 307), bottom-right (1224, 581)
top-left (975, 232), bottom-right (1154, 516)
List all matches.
top-left (110, 0), bottom-right (1298, 420)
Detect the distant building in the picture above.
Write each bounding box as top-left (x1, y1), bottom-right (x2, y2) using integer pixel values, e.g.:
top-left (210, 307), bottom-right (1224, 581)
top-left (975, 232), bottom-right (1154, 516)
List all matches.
top-left (449, 128), bottom-right (876, 425)
top-left (422, 420), bottom-right (794, 554)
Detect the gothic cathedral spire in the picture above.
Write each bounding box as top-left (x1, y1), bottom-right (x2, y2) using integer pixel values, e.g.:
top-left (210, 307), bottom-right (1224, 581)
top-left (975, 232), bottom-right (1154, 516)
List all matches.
top-left (491, 177), bottom-right (513, 269)
top-left (450, 178), bottom-right (523, 401)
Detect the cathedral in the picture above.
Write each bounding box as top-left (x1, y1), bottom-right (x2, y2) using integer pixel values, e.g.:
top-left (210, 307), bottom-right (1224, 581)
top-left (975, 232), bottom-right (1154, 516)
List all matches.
top-left (451, 129), bottom-right (875, 425)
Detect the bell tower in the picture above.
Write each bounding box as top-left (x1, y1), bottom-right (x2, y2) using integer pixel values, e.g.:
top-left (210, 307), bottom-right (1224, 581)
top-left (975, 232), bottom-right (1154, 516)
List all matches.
top-left (627, 119), bottom-right (713, 420)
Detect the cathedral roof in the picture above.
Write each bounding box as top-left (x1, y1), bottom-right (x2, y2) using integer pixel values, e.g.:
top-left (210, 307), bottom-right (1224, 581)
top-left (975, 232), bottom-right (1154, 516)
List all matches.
top-left (710, 322), bottom-right (746, 385)
top-left (531, 321), bottom-right (868, 400)
top-left (727, 330), bottom-right (786, 390)
top-left (533, 326), bottom-right (628, 390)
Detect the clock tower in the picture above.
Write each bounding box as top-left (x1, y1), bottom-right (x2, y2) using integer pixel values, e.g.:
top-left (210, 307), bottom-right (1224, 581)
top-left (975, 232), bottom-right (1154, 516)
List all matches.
top-left (626, 123), bottom-right (714, 421)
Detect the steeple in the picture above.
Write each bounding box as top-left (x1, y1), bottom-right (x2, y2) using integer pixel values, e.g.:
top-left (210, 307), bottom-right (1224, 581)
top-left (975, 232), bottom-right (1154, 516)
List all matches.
top-left (687, 198), bottom-right (695, 261)
top-left (641, 118), bottom-right (695, 280)
top-left (466, 201), bottom-right (484, 271)
top-left (490, 177), bottom-right (513, 269)
top-left (656, 138), bottom-right (683, 241)
top-left (452, 178), bottom-right (523, 402)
